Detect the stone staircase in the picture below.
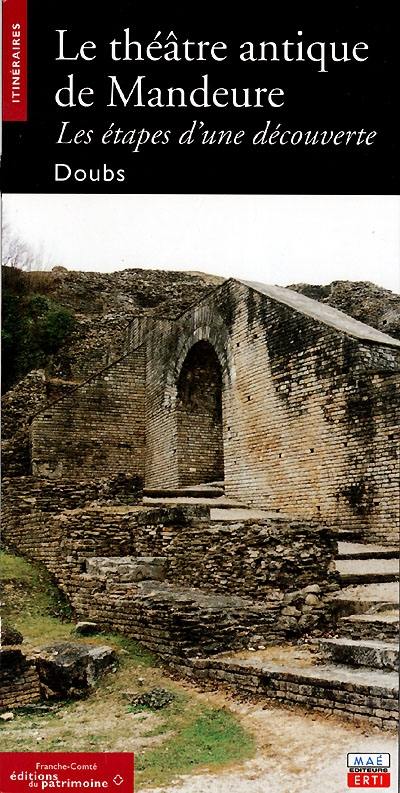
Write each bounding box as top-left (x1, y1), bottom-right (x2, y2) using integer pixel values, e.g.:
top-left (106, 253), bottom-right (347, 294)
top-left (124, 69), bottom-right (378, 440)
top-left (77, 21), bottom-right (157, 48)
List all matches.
top-left (183, 652), bottom-right (398, 730)
top-left (331, 537), bottom-right (399, 643)
top-left (143, 483), bottom-right (399, 655)
top-left (339, 609), bottom-right (399, 641)
top-left (144, 480), bottom-right (225, 500)
top-left (90, 483), bottom-right (399, 729)
top-left (143, 481), bottom-right (284, 522)
top-left (319, 637), bottom-right (398, 671)
top-left (143, 480), bottom-right (251, 510)
top-left (177, 518), bottom-right (399, 730)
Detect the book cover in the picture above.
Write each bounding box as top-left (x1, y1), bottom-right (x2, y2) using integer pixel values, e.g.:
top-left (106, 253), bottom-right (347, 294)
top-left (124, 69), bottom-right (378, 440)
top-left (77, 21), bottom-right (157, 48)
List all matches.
top-left (1, 2), bottom-right (399, 792)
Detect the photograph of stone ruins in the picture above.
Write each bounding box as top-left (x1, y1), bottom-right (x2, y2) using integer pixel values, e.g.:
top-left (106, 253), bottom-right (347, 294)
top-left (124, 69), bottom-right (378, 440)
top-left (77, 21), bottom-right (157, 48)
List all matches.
top-left (1, 263), bottom-right (399, 791)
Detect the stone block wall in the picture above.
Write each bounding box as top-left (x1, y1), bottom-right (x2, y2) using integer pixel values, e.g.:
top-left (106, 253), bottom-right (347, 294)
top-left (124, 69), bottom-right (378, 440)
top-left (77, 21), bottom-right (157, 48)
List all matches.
top-left (132, 507), bottom-right (339, 604)
top-left (177, 656), bottom-right (398, 731)
top-left (2, 490), bottom-right (337, 602)
top-left (31, 347), bottom-right (146, 479)
top-left (2, 475), bottom-right (142, 515)
top-left (336, 340), bottom-right (399, 544)
top-left (72, 580), bottom-right (289, 659)
top-left (0, 649), bottom-right (41, 710)
top-left (1, 370), bottom-right (48, 477)
top-left (28, 279), bottom-right (399, 541)
top-left (145, 280), bottom-right (400, 543)
top-left (1, 479), bottom-right (138, 580)
top-left (2, 483), bottom-right (337, 656)
top-left (30, 318), bottom-right (150, 480)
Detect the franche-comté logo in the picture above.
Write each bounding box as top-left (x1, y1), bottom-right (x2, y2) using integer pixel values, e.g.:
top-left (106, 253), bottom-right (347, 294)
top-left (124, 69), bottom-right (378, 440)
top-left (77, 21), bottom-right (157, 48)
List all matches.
top-left (0, 753), bottom-right (134, 793)
top-left (347, 753), bottom-right (391, 788)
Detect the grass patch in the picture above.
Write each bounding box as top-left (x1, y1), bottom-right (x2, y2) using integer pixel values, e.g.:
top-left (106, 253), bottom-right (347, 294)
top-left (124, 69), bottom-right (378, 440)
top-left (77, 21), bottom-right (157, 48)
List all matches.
top-left (135, 706), bottom-right (255, 788)
top-left (0, 549), bottom-right (73, 643)
top-left (100, 633), bottom-right (155, 668)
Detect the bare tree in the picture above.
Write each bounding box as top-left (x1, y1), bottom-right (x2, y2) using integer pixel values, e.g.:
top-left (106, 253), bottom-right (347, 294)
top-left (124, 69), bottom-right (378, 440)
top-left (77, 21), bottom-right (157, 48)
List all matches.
top-left (2, 216), bottom-right (53, 271)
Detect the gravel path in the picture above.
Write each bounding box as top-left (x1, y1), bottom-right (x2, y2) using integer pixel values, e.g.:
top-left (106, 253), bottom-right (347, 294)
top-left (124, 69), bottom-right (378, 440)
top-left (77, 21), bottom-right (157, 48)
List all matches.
top-left (145, 702), bottom-right (398, 793)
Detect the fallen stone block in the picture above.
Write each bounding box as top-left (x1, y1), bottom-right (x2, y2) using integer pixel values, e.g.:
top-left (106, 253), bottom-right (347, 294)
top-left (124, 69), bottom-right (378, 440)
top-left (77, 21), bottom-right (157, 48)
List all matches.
top-left (34, 642), bottom-right (118, 700)
top-left (74, 621), bottom-right (99, 636)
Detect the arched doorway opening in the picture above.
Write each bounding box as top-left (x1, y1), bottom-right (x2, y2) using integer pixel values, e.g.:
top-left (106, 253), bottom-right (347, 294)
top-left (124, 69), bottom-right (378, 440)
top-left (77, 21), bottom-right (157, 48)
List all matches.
top-left (176, 340), bottom-right (224, 486)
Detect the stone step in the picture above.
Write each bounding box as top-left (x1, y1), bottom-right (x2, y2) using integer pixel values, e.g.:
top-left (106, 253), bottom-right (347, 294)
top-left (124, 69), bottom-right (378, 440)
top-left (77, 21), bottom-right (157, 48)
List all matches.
top-left (180, 482), bottom-right (225, 494)
top-left (331, 529), bottom-right (365, 543)
top-left (336, 558), bottom-right (399, 576)
top-left (143, 486), bottom-right (225, 499)
top-left (330, 582), bottom-right (399, 618)
top-left (143, 495), bottom-right (249, 509)
top-left (210, 506), bottom-right (277, 521)
top-left (339, 611), bottom-right (399, 642)
top-left (185, 655), bottom-right (398, 730)
top-left (337, 541), bottom-right (399, 561)
top-left (319, 637), bottom-right (398, 671)
top-left (335, 557), bottom-right (399, 586)
top-left (339, 572), bottom-right (399, 585)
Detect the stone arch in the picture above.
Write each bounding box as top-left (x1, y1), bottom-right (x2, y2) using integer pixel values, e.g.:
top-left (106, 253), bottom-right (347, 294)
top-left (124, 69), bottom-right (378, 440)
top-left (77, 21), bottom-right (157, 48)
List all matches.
top-left (175, 340), bottom-right (224, 486)
top-left (163, 312), bottom-right (233, 410)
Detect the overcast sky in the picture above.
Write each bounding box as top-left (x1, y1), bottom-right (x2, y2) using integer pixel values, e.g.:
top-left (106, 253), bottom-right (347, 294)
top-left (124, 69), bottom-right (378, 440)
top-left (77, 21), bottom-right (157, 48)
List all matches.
top-left (3, 194), bottom-right (399, 291)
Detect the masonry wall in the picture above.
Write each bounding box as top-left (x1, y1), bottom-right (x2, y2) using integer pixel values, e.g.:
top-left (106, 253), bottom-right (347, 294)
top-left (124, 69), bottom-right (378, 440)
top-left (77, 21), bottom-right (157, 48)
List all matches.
top-left (2, 481), bottom-right (337, 603)
top-left (144, 319), bottom-right (179, 487)
top-left (0, 649), bottom-right (41, 710)
top-left (177, 656), bottom-right (398, 732)
top-left (335, 340), bottom-right (399, 545)
top-left (28, 280), bottom-right (399, 542)
top-left (223, 284), bottom-right (399, 543)
top-left (145, 281), bottom-right (400, 543)
top-left (31, 345), bottom-right (146, 481)
top-left (2, 480), bottom-right (337, 656)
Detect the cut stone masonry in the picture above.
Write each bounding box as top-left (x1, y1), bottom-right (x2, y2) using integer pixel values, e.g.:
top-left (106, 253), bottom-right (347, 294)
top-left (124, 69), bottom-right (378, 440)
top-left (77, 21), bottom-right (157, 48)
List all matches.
top-left (1, 274), bottom-right (399, 729)
top-left (28, 279), bottom-right (400, 544)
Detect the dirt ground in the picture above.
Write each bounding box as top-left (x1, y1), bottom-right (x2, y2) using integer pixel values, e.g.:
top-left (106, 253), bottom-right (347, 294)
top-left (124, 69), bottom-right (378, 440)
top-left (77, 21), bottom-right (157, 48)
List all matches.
top-left (146, 694), bottom-right (398, 793)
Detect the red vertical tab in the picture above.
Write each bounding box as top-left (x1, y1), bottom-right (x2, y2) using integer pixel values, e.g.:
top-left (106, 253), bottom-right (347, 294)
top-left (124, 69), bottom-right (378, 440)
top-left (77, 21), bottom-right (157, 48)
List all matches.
top-left (2, 0), bottom-right (28, 120)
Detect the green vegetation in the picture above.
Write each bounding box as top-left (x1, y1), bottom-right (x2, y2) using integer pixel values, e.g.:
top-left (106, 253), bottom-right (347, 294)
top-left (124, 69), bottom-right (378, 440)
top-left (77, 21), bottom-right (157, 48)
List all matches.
top-left (136, 705), bottom-right (255, 787)
top-left (1, 550), bottom-right (256, 787)
top-left (0, 550), bottom-right (73, 642)
top-left (1, 267), bottom-right (75, 392)
top-left (100, 633), bottom-right (157, 669)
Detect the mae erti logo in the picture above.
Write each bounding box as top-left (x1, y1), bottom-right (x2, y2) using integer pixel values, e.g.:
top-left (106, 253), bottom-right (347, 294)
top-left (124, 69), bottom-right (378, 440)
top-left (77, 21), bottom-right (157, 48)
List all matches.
top-left (0, 753), bottom-right (134, 793)
top-left (2, 0), bottom-right (28, 121)
top-left (347, 753), bottom-right (391, 788)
